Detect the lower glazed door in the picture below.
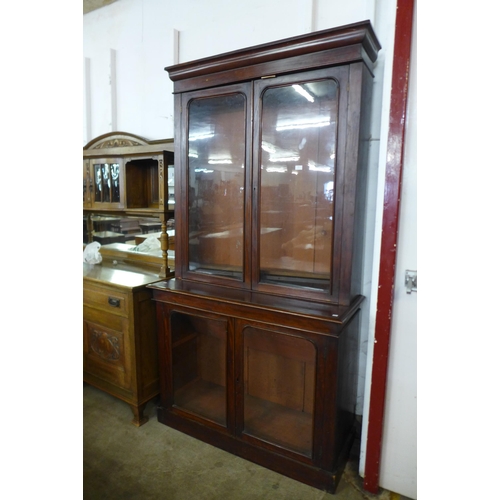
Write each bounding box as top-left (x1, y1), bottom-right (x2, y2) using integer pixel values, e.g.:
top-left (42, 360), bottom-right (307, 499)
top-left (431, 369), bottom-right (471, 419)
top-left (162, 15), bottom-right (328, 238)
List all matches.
top-left (238, 322), bottom-right (317, 459)
top-left (169, 310), bottom-right (230, 428)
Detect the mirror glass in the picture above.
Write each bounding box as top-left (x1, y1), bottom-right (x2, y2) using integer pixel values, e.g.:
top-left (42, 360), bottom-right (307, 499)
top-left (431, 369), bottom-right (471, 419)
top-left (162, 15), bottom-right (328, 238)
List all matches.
top-left (94, 163), bottom-right (120, 203)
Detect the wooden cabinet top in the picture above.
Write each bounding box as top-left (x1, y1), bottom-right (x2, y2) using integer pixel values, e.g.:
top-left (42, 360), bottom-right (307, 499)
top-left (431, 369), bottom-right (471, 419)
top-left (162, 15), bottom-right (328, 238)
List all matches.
top-left (84, 261), bottom-right (164, 289)
top-left (149, 278), bottom-right (363, 327)
top-left (165, 20), bottom-right (381, 92)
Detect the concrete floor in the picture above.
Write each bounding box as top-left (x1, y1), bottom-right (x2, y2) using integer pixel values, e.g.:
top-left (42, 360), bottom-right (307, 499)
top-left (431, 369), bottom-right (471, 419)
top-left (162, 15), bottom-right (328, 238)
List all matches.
top-left (83, 384), bottom-right (411, 500)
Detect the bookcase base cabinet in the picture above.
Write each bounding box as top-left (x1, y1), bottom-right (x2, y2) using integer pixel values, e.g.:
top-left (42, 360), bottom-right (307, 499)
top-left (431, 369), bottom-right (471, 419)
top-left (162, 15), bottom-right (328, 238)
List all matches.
top-left (151, 280), bottom-right (362, 493)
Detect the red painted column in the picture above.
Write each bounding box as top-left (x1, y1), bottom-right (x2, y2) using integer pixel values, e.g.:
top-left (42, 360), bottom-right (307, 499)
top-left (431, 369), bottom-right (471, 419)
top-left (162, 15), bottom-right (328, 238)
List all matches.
top-left (363, 0), bottom-right (415, 493)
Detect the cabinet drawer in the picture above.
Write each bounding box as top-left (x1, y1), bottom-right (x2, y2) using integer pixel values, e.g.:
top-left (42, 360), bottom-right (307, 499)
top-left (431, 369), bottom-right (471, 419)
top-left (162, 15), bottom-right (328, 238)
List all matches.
top-left (83, 284), bottom-right (128, 318)
top-left (84, 304), bottom-right (124, 332)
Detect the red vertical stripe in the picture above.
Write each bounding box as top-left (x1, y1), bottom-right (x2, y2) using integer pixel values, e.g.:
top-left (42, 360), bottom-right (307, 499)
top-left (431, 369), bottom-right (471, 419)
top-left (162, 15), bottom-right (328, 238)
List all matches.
top-left (363, 0), bottom-right (415, 493)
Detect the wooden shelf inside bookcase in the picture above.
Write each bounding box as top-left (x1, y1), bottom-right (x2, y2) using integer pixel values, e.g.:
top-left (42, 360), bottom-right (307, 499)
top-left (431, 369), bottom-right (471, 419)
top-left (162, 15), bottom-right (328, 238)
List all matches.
top-left (173, 378), bottom-right (313, 456)
top-left (174, 378), bottom-right (226, 426)
top-left (243, 394), bottom-right (313, 457)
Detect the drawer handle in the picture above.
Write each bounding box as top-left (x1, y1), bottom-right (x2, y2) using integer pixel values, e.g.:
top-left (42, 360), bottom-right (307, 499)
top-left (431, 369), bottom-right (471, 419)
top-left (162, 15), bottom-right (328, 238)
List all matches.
top-left (108, 297), bottom-right (121, 308)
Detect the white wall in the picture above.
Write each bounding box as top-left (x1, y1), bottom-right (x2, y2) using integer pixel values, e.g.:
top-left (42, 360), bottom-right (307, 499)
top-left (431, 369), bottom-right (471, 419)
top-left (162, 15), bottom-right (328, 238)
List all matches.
top-left (83, 1), bottom-right (417, 497)
top-left (83, 0), bottom-right (377, 144)
top-left (83, 0), bottom-right (176, 140)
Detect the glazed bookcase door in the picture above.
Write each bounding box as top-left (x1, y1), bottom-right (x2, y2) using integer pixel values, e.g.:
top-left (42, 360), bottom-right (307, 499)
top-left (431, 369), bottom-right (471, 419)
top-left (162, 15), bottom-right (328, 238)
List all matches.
top-left (178, 83), bottom-right (253, 287)
top-left (240, 324), bottom-right (317, 458)
top-left (169, 310), bottom-right (229, 428)
top-left (252, 66), bottom-right (350, 302)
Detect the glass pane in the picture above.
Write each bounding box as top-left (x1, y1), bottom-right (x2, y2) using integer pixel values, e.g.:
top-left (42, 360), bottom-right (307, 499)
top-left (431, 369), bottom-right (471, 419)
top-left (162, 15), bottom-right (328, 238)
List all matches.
top-left (110, 163), bottom-right (120, 202)
top-left (259, 80), bottom-right (338, 291)
top-left (171, 312), bottom-right (227, 426)
top-left (102, 163), bottom-right (111, 202)
top-left (187, 93), bottom-right (246, 279)
top-left (94, 164), bottom-right (103, 203)
top-left (94, 163), bottom-right (120, 203)
top-left (243, 326), bottom-right (316, 456)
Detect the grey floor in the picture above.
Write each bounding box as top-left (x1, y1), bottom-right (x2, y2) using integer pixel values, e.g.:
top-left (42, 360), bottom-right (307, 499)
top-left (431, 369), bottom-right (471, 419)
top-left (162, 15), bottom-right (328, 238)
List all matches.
top-left (83, 384), bottom-right (410, 500)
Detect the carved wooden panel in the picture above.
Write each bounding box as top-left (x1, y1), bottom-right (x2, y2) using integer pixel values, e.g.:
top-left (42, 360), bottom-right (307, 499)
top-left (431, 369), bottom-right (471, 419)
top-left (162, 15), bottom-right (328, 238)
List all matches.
top-left (93, 138), bottom-right (142, 149)
top-left (90, 328), bottom-right (121, 361)
top-left (84, 319), bottom-right (125, 372)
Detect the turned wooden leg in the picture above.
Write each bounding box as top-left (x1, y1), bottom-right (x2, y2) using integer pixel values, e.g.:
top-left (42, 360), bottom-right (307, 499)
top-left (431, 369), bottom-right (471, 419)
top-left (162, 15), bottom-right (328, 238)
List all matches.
top-left (130, 402), bottom-right (149, 426)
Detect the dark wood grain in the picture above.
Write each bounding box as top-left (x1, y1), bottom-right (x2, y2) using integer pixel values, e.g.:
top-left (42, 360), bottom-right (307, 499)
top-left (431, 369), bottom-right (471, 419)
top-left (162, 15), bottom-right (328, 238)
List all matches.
top-left (153, 21), bottom-right (380, 493)
top-left (166, 21), bottom-right (380, 90)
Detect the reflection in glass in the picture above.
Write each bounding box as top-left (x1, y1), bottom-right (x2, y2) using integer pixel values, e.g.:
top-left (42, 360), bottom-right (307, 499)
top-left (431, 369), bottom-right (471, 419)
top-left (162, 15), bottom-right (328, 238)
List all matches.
top-left (243, 326), bottom-right (316, 456)
top-left (94, 164), bottom-right (103, 203)
top-left (259, 80), bottom-right (338, 291)
top-left (94, 163), bottom-right (120, 203)
top-left (102, 164), bottom-right (111, 202)
top-left (187, 93), bottom-right (246, 279)
top-left (110, 163), bottom-right (120, 202)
